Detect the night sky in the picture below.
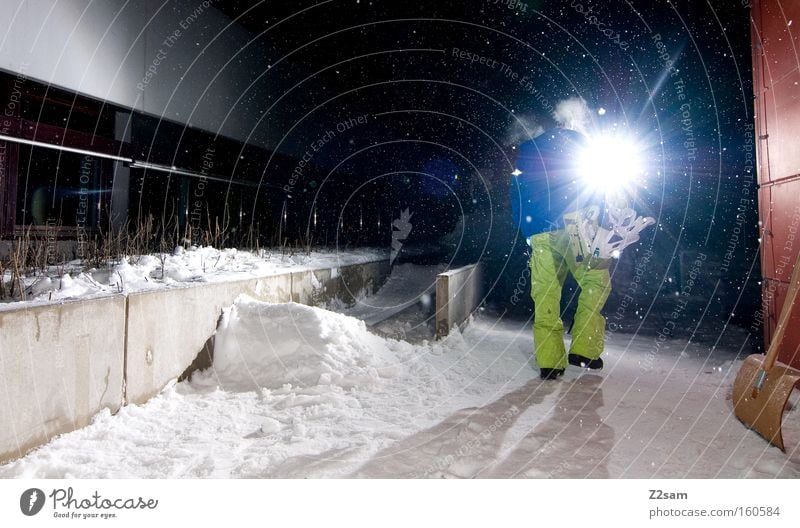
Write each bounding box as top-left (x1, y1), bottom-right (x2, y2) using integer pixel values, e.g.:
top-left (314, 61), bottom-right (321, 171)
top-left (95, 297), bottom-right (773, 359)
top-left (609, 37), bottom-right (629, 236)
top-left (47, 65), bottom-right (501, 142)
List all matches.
top-left (206, 1), bottom-right (757, 327)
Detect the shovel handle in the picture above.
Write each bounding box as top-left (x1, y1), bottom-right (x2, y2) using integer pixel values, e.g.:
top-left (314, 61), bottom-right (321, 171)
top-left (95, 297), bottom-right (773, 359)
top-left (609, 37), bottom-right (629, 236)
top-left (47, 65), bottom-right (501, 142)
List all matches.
top-left (753, 369), bottom-right (768, 392)
top-left (763, 250), bottom-right (800, 372)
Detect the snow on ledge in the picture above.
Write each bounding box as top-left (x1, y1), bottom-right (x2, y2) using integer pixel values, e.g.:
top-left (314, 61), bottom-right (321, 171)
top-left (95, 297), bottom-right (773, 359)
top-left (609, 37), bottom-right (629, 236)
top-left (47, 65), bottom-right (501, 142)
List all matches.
top-left (0, 247), bottom-right (388, 311)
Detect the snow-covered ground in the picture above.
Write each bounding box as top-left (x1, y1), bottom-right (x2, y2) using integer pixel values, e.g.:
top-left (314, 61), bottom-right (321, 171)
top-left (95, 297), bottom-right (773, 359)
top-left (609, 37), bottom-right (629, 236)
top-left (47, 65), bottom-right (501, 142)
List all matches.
top-left (2, 294), bottom-right (798, 478)
top-left (0, 246), bottom-right (386, 309)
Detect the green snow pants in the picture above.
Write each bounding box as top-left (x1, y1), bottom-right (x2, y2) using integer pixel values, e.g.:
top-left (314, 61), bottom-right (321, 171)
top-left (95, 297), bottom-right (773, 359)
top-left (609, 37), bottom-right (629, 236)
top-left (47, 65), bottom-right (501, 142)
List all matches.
top-left (529, 230), bottom-right (612, 369)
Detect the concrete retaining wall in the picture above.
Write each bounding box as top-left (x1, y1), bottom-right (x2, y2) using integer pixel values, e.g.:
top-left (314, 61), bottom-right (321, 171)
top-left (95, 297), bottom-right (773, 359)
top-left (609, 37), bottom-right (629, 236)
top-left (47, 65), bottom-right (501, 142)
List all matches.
top-left (435, 263), bottom-right (484, 338)
top-left (0, 258), bottom-right (389, 463)
top-left (0, 295), bottom-right (126, 463)
top-left (289, 260), bottom-right (391, 307)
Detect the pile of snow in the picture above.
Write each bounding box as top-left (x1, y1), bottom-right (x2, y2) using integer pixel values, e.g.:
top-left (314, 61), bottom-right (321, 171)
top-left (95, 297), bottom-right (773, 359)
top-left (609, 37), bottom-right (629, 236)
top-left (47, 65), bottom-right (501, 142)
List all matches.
top-left (201, 298), bottom-right (402, 391)
top-left (0, 246), bottom-right (386, 308)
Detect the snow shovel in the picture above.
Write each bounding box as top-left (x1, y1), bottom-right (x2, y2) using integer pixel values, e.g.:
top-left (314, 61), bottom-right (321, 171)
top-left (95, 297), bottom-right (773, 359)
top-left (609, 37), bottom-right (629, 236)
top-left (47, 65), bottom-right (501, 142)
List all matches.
top-left (733, 252), bottom-right (800, 452)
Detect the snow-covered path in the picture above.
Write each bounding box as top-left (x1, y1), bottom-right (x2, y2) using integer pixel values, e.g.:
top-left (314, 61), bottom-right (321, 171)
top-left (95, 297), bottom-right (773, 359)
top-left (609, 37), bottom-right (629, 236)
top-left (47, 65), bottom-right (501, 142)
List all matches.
top-left (2, 297), bottom-right (798, 478)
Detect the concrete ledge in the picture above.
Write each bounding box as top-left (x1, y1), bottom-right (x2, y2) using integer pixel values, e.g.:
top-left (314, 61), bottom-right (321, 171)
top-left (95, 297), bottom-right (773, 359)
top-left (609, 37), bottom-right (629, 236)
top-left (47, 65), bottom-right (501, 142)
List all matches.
top-left (290, 268), bottom-right (332, 306)
top-left (0, 295), bottom-right (125, 463)
top-left (0, 258), bottom-right (390, 464)
top-left (332, 260), bottom-right (391, 306)
top-left (290, 260), bottom-right (391, 306)
top-left (435, 263), bottom-right (484, 338)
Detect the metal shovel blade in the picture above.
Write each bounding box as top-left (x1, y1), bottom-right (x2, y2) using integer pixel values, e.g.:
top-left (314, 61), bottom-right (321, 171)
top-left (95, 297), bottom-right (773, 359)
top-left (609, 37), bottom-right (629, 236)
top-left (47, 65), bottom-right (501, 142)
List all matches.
top-left (732, 354), bottom-right (800, 452)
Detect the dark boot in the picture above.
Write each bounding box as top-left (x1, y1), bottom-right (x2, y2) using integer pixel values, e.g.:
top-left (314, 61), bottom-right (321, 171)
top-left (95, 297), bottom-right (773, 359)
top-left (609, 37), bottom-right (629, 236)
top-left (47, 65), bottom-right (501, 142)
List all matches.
top-left (540, 368), bottom-right (565, 380)
top-left (568, 353), bottom-right (603, 370)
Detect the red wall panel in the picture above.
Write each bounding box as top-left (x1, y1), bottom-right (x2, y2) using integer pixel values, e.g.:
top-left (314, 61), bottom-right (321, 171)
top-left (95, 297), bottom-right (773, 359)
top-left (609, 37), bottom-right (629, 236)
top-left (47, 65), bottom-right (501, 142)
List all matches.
top-left (763, 279), bottom-right (800, 366)
top-left (755, 0), bottom-right (800, 185)
top-left (754, 0), bottom-right (800, 369)
top-left (760, 178), bottom-right (800, 282)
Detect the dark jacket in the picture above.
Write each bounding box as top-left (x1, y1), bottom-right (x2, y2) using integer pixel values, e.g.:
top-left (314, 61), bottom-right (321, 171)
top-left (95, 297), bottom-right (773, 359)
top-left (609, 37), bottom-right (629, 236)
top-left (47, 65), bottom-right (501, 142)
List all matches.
top-left (510, 128), bottom-right (602, 237)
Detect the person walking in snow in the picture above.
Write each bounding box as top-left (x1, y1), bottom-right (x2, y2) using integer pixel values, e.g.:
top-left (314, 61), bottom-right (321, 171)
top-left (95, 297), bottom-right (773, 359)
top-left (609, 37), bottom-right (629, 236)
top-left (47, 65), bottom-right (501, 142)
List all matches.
top-left (510, 128), bottom-right (612, 380)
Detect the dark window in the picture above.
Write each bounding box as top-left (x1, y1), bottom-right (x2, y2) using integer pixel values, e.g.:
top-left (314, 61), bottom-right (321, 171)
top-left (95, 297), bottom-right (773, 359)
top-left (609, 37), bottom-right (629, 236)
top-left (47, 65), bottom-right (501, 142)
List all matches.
top-left (15, 146), bottom-right (108, 232)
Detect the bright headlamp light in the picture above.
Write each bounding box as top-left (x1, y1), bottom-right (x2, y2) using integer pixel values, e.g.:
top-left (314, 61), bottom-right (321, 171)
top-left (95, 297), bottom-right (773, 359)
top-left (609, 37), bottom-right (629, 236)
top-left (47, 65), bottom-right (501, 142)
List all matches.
top-left (577, 135), bottom-right (644, 193)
